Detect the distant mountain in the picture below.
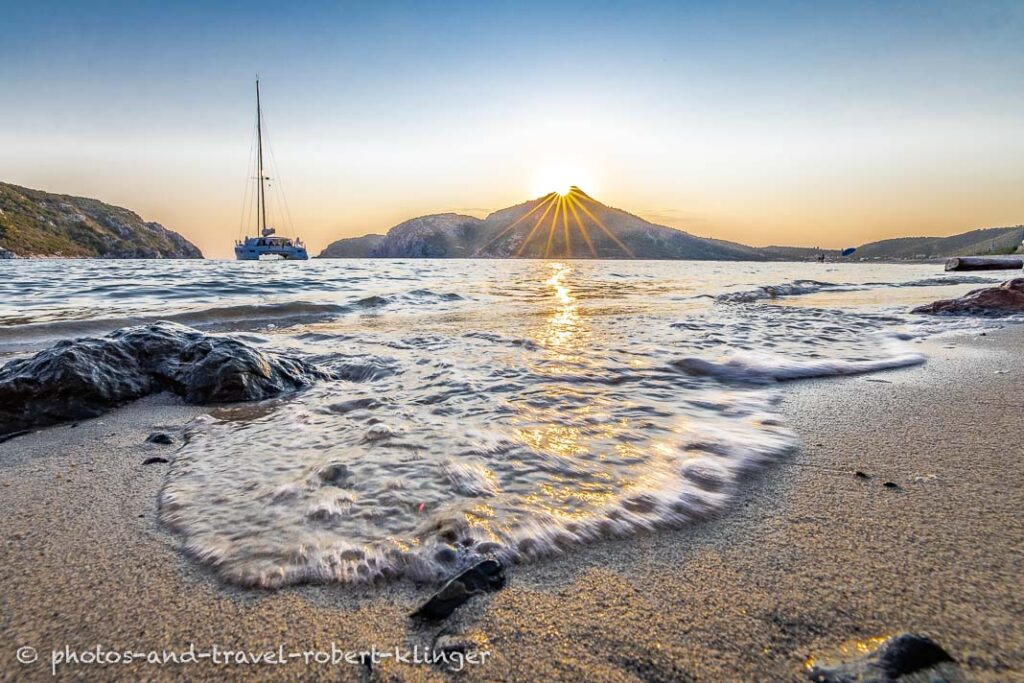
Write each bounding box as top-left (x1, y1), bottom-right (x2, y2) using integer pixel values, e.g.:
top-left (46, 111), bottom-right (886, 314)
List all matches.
top-left (761, 245), bottom-right (840, 260)
top-left (374, 214), bottom-right (484, 258)
top-left (0, 182), bottom-right (202, 258)
top-left (320, 188), bottom-right (765, 260)
top-left (319, 233), bottom-right (384, 258)
top-left (855, 226), bottom-right (1023, 260)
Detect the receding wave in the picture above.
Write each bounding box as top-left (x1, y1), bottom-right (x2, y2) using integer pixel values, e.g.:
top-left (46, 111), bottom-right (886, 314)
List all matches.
top-left (672, 348), bottom-right (926, 383)
top-left (157, 313), bottom-right (801, 590)
top-left (714, 275), bottom-right (1001, 305)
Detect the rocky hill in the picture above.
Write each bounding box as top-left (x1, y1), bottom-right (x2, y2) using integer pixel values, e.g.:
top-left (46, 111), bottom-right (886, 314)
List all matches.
top-left (320, 188), bottom-right (765, 260)
top-left (855, 226), bottom-right (1023, 260)
top-left (0, 182), bottom-right (202, 258)
top-left (318, 233), bottom-right (384, 258)
top-left (373, 214), bottom-right (484, 258)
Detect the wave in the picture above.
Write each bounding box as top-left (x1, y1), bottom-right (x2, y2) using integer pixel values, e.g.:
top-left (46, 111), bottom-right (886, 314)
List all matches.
top-left (353, 290), bottom-right (465, 309)
top-left (0, 289), bottom-right (469, 348)
top-left (714, 274), bottom-right (1001, 305)
top-left (671, 349), bottom-right (926, 383)
top-left (715, 280), bottom-right (856, 303)
top-left (406, 289), bottom-right (464, 301)
top-left (462, 331), bottom-right (540, 350)
top-left (881, 275), bottom-right (1003, 288)
top-left (0, 301), bottom-right (351, 347)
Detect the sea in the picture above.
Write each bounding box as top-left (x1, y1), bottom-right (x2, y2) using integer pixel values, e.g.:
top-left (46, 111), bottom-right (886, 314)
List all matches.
top-left (0, 258), bottom-right (1008, 587)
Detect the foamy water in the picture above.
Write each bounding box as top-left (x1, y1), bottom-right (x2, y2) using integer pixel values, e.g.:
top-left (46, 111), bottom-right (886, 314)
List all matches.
top-left (0, 259), bottom-right (1007, 587)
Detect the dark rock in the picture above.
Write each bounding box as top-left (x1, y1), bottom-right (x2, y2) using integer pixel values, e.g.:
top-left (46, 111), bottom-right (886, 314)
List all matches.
top-left (142, 456), bottom-right (169, 465)
top-left (0, 322), bottom-right (332, 436)
top-left (854, 471), bottom-right (870, 479)
top-left (411, 559), bottom-right (506, 621)
top-left (913, 278), bottom-right (1024, 316)
top-left (0, 429), bottom-right (31, 444)
top-left (808, 633), bottom-right (960, 682)
top-left (146, 432), bottom-right (174, 445)
top-left (318, 462), bottom-right (351, 486)
top-left (433, 634), bottom-right (471, 655)
top-left (883, 481), bottom-right (900, 490)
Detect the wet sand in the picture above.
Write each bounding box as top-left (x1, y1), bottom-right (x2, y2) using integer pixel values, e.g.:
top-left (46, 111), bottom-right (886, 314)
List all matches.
top-left (1, 327), bottom-right (1021, 682)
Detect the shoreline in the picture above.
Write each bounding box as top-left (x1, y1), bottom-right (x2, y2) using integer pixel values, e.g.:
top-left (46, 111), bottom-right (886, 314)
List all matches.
top-left (1, 326), bottom-right (1022, 681)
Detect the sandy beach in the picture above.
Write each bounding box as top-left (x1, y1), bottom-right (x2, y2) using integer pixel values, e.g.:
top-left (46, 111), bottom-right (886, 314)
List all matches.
top-left (0, 325), bottom-right (1020, 682)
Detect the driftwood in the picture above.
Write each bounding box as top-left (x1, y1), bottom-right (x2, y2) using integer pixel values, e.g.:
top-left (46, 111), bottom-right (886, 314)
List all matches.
top-left (945, 256), bottom-right (1023, 272)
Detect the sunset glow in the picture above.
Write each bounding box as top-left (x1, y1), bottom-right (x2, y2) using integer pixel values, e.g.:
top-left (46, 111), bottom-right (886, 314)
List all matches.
top-left (1, 2), bottom-right (1021, 258)
top-left (530, 167), bottom-right (595, 200)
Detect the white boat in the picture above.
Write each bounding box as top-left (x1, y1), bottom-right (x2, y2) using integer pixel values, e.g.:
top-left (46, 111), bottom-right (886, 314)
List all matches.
top-left (235, 229), bottom-right (308, 261)
top-left (235, 80), bottom-right (308, 261)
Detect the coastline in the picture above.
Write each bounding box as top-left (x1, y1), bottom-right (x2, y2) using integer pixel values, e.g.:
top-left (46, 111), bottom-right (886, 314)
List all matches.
top-left (1, 326), bottom-right (1022, 681)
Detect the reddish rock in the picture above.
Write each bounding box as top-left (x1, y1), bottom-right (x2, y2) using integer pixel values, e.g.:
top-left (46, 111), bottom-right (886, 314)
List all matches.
top-left (913, 278), bottom-right (1024, 316)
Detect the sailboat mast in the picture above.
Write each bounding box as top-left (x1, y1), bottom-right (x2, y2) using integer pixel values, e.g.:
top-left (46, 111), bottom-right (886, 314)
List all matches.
top-left (256, 79), bottom-right (267, 235)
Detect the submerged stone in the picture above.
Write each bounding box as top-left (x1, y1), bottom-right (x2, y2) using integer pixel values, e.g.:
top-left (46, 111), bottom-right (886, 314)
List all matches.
top-left (411, 559), bottom-right (506, 621)
top-left (808, 633), bottom-right (960, 683)
top-left (147, 432), bottom-right (174, 445)
top-left (912, 278), bottom-right (1024, 316)
top-left (0, 321), bottom-right (331, 436)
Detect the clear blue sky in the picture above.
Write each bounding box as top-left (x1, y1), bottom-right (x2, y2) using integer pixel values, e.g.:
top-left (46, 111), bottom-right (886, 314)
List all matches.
top-left (3, 0), bottom-right (1023, 256)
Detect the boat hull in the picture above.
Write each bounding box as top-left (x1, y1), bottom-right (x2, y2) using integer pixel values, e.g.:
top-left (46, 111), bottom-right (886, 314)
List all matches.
top-left (234, 242), bottom-right (309, 261)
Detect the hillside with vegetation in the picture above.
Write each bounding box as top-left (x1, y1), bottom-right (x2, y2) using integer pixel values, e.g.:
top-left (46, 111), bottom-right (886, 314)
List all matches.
top-left (0, 182), bottom-right (202, 258)
top-left (855, 226), bottom-right (1023, 260)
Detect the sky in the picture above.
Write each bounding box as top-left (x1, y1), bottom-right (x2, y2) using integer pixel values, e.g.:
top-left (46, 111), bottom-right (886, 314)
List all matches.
top-left (2, 0), bottom-right (1023, 258)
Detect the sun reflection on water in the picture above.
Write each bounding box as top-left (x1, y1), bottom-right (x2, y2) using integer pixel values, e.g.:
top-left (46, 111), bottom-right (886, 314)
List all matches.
top-left (535, 262), bottom-right (583, 356)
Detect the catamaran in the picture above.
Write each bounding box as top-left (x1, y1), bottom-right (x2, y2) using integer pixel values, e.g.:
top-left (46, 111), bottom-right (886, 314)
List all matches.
top-left (235, 80), bottom-right (308, 261)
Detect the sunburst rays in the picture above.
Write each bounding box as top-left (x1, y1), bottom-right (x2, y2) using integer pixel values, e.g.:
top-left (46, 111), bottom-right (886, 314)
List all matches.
top-left (514, 195), bottom-right (560, 257)
top-left (476, 192), bottom-right (558, 255)
top-left (567, 192), bottom-right (635, 258)
top-left (506, 187), bottom-right (635, 259)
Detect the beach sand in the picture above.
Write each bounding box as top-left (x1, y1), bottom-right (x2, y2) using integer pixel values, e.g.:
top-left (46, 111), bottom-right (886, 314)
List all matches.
top-left (1, 328), bottom-right (1021, 681)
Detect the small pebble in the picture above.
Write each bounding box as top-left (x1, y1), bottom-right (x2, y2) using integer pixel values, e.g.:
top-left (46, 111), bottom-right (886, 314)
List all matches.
top-left (854, 470), bottom-right (870, 479)
top-left (364, 424), bottom-right (394, 441)
top-left (883, 481), bottom-right (900, 490)
top-left (142, 456), bottom-right (169, 465)
top-left (146, 432), bottom-right (174, 445)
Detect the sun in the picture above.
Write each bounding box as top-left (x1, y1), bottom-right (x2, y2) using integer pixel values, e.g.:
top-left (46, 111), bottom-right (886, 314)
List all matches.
top-left (530, 166), bottom-right (594, 199)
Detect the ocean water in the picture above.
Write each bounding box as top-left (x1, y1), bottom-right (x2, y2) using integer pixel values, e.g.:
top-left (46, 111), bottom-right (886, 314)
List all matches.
top-left (1, 259), bottom-right (1007, 587)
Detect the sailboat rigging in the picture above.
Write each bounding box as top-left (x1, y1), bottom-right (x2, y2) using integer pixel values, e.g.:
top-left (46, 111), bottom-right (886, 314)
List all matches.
top-left (234, 79), bottom-right (308, 261)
